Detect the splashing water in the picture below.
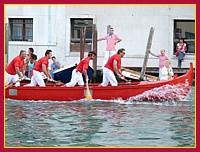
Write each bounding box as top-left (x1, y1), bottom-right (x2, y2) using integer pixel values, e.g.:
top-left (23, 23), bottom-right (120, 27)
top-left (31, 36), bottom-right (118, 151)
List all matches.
top-left (129, 83), bottom-right (191, 102)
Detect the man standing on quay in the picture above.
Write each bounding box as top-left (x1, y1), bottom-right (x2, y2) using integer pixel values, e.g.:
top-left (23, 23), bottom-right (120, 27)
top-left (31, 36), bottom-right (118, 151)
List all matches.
top-left (98, 27), bottom-right (122, 67)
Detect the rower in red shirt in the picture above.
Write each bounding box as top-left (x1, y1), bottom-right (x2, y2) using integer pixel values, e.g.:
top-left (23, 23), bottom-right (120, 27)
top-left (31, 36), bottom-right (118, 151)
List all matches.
top-left (62, 51), bottom-right (96, 87)
top-left (100, 48), bottom-right (127, 86)
top-left (24, 50), bottom-right (53, 86)
top-left (5, 50), bottom-right (26, 87)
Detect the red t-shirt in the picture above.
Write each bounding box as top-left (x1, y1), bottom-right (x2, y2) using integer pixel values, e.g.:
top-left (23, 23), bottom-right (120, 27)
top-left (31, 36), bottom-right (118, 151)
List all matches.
top-left (104, 54), bottom-right (121, 72)
top-left (76, 57), bottom-right (90, 73)
top-left (6, 56), bottom-right (24, 75)
top-left (33, 57), bottom-right (49, 72)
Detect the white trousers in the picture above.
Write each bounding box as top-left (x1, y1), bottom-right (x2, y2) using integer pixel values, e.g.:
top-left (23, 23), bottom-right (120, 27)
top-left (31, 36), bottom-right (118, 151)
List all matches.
top-left (101, 67), bottom-right (118, 86)
top-left (24, 70), bottom-right (45, 86)
top-left (65, 69), bottom-right (84, 87)
top-left (5, 72), bottom-right (20, 86)
top-left (102, 50), bottom-right (116, 67)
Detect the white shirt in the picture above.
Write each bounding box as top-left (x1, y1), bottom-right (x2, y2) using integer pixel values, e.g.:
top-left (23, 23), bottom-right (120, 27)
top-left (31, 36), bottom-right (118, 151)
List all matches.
top-left (160, 66), bottom-right (174, 81)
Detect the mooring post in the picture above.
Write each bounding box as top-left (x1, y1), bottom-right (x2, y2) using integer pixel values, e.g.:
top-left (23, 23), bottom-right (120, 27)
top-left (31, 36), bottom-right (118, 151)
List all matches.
top-left (140, 27), bottom-right (155, 81)
top-left (80, 26), bottom-right (86, 61)
top-left (92, 24), bottom-right (97, 73)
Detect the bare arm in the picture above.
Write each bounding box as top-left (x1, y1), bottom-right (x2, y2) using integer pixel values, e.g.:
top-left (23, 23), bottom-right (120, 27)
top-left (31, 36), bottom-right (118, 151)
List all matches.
top-left (97, 38), bottom-right (105, 41)
top-left (149, 51), bottom-right (159, 57)
top-left (113, 60), bottom-right (121, 77)
top-left (21, 65), bottom-right (25, 77)
top-left (42, 64), bottom-right (52, 79)
top-left (97, 35), bottom-right (107, 41)
top-left (83, 68), bottom-right (88, 80)
top-left (15, 66), bottom-right (23, 79)
top-left (176, 45), bottom-right (179, 51)
top-left (47, 69), bottom-right (52, 79)
top-left (113, 60), bottom-right (128, 82)
top-left (184, 44), bottom-right (187, 52)
top-left (24, 60), bottom-right (28, 70)
top-left (115, 38), bottom-right (122, 45)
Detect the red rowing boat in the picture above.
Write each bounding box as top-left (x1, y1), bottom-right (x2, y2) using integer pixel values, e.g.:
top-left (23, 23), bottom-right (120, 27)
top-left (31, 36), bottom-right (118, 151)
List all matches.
top-left (5, 63), bottom-right (194, 101)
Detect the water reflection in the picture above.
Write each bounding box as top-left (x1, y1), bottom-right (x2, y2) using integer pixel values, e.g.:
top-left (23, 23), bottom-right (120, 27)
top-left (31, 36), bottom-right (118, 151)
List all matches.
top-left (167, 105), bottom-right (194, 146)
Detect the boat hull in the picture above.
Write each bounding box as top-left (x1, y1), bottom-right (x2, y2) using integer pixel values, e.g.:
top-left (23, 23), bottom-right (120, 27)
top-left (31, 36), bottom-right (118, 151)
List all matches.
top-left (53, 65), bottom-right (94, 83)
top-left (5, 63), bottom-right (194, 101)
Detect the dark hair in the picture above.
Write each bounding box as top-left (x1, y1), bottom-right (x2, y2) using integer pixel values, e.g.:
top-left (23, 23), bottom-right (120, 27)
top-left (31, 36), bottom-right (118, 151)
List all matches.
top-left (179, 38), bottom-right (185, 42)
top-left (52, 56), bottom-right (56, 59)
top-left (117, 48), bottom-right (125, 54)
top-left (88, 51), bottom-right (96, 57)
top-left (45, 50), bottom-right (52, 56)
top-left (31, 54), bottom-right (37, 60)
top-left (29, 48), bottom-right (34, 53)
top-left (19, 50), bottom-right (26, 55)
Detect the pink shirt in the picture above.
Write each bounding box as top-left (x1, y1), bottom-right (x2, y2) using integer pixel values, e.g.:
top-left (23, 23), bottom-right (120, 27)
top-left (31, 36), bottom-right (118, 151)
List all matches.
top-left (102, 34), bottom-right (121, 51)
top-left (159, 55), bottom-right (169, 68)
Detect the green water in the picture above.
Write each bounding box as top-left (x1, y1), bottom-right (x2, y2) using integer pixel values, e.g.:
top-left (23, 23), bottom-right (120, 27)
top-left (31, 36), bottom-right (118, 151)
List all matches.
top-left (5, 87), bottom-right (195, 147)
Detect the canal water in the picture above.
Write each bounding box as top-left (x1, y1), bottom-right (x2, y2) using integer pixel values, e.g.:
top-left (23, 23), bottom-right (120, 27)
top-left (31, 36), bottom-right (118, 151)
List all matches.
top-left (5, 86), bottom-right (195, 147)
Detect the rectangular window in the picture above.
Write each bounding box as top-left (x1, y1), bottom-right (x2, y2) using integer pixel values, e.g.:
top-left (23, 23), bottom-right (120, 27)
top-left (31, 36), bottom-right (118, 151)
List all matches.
top-left (71, 18), bottom-right (93, 43)
top-left (9, 18), bottom-right (33, 42)
top-left (70, 18), bottom-right (93, 52)
top-left (174, 20), bottom-right (195, 54)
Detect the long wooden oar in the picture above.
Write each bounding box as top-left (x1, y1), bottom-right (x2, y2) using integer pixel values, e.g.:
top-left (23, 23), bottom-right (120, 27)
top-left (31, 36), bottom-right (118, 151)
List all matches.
top-left (85, 80), bottom-right (92, 100)
top-left (46, 79), bottom-right (63, 84)
top-left (5, 79), bottom-right (21, 89)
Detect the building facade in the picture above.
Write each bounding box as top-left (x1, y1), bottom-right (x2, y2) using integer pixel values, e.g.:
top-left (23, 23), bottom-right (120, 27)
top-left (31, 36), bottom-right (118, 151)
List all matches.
top-left (5, 4), bottom-right (195, 69)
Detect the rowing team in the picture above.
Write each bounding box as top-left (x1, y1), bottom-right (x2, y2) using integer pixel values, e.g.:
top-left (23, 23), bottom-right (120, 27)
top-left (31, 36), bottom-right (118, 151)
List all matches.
top-left (5, 48), bottom-right (131, 88)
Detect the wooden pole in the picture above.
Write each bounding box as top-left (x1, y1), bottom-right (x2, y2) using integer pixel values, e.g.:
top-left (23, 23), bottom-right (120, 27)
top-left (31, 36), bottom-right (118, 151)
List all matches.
top-left (92, 24), bottom-right (97, 73)
top-left (83, 26), bottom-right (86, 49)
top-left (5, 23), bottom-right (9, 66)
top-left (80, 26), bottom-right (86, 61)
top-left (80, 27), bottom-right (84, 61)
top-left (140, 27), bottom-right (155, 81)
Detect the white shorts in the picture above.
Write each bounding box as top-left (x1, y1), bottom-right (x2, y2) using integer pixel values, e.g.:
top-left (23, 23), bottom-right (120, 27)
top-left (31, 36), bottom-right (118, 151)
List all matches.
top-left (5, 72), bottom-right (20, 86)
